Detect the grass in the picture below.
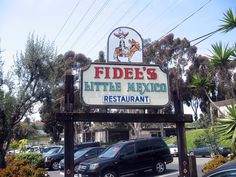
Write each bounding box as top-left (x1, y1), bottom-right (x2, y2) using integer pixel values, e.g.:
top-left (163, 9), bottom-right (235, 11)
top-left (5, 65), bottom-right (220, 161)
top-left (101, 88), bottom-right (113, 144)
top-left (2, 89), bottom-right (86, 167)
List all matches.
top-left (164, 128), bottom-right (232, 151)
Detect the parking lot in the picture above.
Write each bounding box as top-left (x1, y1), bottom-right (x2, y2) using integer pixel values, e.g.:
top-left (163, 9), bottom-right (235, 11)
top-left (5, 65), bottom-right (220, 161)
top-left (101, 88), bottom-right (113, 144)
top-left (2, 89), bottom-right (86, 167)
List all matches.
top-left (48, 157), bottom-right (209, 177)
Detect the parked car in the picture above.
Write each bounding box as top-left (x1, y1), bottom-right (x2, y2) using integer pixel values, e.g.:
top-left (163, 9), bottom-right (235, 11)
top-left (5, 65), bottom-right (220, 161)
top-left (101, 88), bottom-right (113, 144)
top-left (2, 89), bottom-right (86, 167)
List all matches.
top-left (78, 137), bottom-right (173, 177)
top-left (59, 147), bottom-right (106, 174)
top-left (43, 145), bottom-right (64, 157)
top-left (168, 144), bottom-right (178, 156)
top-left (203, 159), bottom-right (236, 177)
top-left (189, 146), bottom-right (231, 157)
top-left (44, 142), bottom-right (100, 170)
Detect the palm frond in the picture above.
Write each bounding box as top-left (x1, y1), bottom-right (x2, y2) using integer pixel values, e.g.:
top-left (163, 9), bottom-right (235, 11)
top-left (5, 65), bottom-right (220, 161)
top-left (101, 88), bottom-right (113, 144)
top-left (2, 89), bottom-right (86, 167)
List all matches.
top-left (219, 8), bottom-right (236, 33)
top-left (209, 42), bottom-right (235, 66)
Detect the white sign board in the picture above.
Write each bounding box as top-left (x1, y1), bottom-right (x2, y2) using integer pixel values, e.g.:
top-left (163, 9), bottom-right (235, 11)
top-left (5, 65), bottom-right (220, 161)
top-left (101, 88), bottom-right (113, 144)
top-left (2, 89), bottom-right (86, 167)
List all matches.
top-left (81, 63), bottom-right (169, 108)
top-left (107, 27), bottom-right (143, 63)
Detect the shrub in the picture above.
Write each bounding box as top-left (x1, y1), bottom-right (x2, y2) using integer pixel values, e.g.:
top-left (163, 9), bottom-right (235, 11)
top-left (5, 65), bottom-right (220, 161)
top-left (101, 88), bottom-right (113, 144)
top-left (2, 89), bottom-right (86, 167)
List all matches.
top-left (202, 155), bottom-right (228, 174)
top-left (15, 152), bottom-right (44, 168)
top-left (0, 159), bottom-right (46, 177)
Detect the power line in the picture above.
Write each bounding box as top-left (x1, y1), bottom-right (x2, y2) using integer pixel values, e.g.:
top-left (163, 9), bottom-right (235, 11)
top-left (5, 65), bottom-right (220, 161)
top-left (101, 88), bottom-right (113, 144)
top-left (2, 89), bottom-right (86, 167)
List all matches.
top-left (191, 28), bottom-right (223, 46)
top-left (58, 0), bottom-right (96, 52)
top-left (70, 0), bottom-right (111, 49)
top-left (86, 0), bottom-right (154, 56)
top-left (143, 0), bottom-right (183, 36)
top-left (158, 0), bottom-right (212, 41)
top-left (81, 0), bottom-right (128, 51)
top-left (126, 0), bottom-right (153, 25)
top-left (85, 0), bottom-right (139, 55)
top-left (54, 0), bottom-right (81, 41)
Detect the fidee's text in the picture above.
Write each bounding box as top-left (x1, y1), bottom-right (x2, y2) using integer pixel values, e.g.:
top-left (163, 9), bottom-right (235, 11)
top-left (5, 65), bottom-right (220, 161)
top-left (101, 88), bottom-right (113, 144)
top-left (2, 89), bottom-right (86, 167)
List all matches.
top-left (94, 66), bottom-right (158, 80)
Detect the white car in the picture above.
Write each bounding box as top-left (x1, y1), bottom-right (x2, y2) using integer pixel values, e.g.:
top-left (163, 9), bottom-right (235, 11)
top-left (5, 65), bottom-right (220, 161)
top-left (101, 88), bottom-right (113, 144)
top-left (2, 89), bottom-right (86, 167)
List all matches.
top-left (168, 144), bottom-right (178, 156)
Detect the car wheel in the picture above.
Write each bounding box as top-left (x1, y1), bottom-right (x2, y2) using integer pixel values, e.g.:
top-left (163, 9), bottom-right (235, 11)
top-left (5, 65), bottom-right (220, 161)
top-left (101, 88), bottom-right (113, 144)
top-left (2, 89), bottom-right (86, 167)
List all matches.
top-left (74, 164), bottom-right (79, 174)
top-left (153, 161), bottom-right (166, 174)
top-left (102, 170), bottom-right (118, 177)
top-left (51, 161), bottom-right (59, 170)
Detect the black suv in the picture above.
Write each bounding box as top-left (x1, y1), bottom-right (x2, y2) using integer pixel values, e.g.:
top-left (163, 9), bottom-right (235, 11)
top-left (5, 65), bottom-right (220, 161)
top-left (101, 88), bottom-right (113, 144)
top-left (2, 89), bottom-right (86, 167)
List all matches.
top-left (78, 137), bottom-right (173, 177)
top-left (44, 142), bottom-right (100, 170)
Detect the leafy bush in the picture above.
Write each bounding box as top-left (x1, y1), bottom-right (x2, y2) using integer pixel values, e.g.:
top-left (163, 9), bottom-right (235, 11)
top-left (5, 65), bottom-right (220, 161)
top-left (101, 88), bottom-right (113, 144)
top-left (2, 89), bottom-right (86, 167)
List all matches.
top-left (202, 155), bottom-right (228, 174)
top-left (0, 159), bottom-right (46, 177)
top-left (15, 152), bottom-right (44, 168)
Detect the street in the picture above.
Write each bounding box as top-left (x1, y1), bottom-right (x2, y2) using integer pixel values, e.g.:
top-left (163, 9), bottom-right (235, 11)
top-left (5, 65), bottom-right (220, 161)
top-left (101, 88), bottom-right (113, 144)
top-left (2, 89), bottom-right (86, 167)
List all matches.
top-left (48, 157), bottom-right (210, 177)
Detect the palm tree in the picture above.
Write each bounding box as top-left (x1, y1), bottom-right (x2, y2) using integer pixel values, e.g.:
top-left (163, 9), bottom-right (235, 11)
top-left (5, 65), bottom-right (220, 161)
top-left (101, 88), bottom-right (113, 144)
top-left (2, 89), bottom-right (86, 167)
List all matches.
top-left (215, 104), bottom-right (236, 155)
top-left (219, 8), bottom-right (236, 33)
top-left (208, 42), bottom-right (236, 100)
top-left (190, 74), bottom-right (225, 123)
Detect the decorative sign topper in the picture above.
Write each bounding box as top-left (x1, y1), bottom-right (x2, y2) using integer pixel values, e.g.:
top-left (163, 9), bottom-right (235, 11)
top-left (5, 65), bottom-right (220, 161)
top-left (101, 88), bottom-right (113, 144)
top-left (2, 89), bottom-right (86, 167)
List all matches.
top-left (80, 63), bottom-right (169, 108)
top-left (107, 27), bottom-right (143, 63)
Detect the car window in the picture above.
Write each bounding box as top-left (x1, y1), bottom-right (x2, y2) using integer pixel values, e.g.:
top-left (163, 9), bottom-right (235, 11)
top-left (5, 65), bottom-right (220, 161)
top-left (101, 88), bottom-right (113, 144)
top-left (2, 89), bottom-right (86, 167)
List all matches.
top-left (98, 148), bottom-right (105, 154)
top-left (136, 140), bottom-right (150, 153)
top-left (44, 147), bottom-right (60, 155)
top-left (99, 145), bottom-right (122, 158)
top-left (74, 149), bottom-right (88, 158)
top-left (150, 138), bottom-right (166, 149)
top-left (120, 144), bottom-right (135, 156)
top-left (208, 170), bottom-right (236, 177)
top-left (85, 149), bottom-right (97, 157)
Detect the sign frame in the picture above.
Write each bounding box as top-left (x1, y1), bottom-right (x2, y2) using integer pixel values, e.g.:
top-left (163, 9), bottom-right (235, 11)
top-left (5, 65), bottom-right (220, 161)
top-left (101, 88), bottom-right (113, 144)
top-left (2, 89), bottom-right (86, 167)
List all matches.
top-left (107, 26), bottom-right (144, 63)
top-left (80, 62), bottom-right (170, 109)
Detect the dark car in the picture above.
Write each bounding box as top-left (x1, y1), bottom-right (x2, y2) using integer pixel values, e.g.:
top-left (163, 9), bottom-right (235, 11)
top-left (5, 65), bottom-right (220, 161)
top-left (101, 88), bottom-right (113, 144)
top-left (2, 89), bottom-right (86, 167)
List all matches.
top-left (59, 147), bottom-right (106, 174)
top-left (44, 142), bottom-right (100, 170)
top-left (189, 146), bottom-right (231, 157)
top-left (203, 159), bottom-right (236, 177)
top-left (78, 137), bottom-right (173, 177)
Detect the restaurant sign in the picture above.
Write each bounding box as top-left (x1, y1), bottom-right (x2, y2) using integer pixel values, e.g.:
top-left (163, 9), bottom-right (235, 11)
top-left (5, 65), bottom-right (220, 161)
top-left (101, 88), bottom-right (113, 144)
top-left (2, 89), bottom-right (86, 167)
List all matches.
top-left (80, 63), bottom-right (169, 108)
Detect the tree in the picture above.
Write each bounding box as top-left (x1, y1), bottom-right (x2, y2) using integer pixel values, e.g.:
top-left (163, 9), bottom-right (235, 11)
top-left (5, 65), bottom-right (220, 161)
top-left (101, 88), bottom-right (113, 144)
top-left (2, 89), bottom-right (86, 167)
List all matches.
top-left (215, 105), bottom-right (236, 155)
top-left (40, 51), bottom-right (91, 144)
top-left (0, 34), bottom-right (56, 168)
top-left (143, 33), bottom-right (197, 114)
top-left (219, 8), bottom-right (236, 33)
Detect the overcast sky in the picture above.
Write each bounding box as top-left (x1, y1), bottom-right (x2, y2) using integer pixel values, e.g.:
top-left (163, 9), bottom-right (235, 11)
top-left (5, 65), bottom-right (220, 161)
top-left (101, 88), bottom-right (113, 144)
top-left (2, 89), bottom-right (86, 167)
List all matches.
top-left (1, 0), bottom-right (236, 69)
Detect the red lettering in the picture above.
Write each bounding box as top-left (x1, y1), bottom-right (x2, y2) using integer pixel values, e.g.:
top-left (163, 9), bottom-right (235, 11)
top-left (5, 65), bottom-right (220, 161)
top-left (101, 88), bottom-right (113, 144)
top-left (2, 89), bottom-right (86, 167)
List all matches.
top-left (104, 67), bottom-right (110, 79)
top-left (134, 68), bottom-right (144, 79)
top-left (124, 68), bottom-right (133, 79)
top-left (94, 67), bottom-right (104, 78)
top-left (147, 68), bottom-right (157, 80)
top-left (113, 67), bottom-right (123, 79)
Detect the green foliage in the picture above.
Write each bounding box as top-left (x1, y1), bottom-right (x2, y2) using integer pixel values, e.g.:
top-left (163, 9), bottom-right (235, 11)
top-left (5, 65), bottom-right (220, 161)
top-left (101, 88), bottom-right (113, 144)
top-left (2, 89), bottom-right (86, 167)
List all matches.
top-left (215, 104), bottom-right (236, 154)
top-left (193, 129), bottom-right (219, 148)
top-left (9, 139), bottom-right (19, 151)
top-left (219, 8), bottom-right (236, 33)
top-left (15, 152), bottom-right (44, 168)
top-left (209, 42), bottom-right (235, 66)
top-left (18, 139), bottom-right (28, 152)
top-left (165, 129), bottom-right (232, 151)
top-left (0, 158), bottom-right (46, 177)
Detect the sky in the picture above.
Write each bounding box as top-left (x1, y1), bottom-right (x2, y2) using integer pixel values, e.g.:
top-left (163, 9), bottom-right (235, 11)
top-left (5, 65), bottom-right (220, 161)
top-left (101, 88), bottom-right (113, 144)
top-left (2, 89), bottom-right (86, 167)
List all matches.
top-left (1, 0), bottom-right (236, 68)
top-left (0, 0), bottom-right (236, 117)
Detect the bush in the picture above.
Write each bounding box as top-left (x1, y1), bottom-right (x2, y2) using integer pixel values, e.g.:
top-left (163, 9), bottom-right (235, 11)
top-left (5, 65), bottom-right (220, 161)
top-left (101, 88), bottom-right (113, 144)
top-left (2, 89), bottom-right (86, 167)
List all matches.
top-left (15, 152), bottom-right (44, 168)
top-left (202, 155), bottom-right (228, 174)
top-left (0, 159), bottom-right (46, 177)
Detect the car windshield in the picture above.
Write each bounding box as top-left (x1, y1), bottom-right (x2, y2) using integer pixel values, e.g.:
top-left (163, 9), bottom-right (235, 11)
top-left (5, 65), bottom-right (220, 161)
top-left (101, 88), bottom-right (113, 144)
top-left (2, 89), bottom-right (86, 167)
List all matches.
top-left (44, 147), bottom-right (61, 156)
top-left (99, 145), bottom-right (122, 158)
top-left (74, 149), bottom-right (88, 158)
